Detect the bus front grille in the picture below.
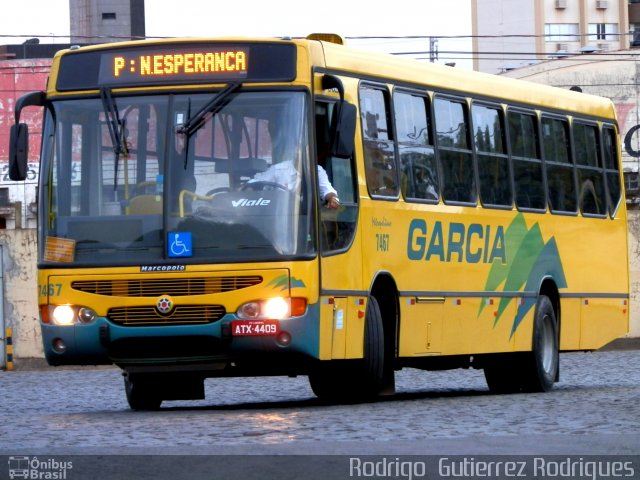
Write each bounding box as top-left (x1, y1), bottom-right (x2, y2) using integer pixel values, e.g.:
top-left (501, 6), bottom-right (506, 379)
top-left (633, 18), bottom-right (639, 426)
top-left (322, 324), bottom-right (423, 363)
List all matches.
top-left (107, 305), bottom-right (226, 326)
top-left (72, 276), bottom-right (262, 297)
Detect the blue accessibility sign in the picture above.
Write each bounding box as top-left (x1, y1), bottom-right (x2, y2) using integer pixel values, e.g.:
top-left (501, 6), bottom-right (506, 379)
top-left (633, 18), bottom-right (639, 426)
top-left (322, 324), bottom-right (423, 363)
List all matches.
top-left (168, 232), bottom-right (192, 258)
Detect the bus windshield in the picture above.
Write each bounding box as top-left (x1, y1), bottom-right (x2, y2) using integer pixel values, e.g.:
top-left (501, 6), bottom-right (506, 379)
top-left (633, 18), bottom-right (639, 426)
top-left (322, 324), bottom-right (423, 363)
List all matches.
top-left (39, 90), bottom-right (315, 265)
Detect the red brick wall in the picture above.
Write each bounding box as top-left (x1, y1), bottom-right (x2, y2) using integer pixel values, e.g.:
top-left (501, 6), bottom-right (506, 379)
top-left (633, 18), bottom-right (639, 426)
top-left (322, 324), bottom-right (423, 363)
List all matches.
top-left (0, 59), bottom-right (51, 163)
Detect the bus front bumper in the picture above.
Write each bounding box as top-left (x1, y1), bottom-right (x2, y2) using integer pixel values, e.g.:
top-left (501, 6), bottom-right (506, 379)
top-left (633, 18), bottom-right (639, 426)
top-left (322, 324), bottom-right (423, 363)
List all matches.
top-left (40, 309), bottom-right (320, 372)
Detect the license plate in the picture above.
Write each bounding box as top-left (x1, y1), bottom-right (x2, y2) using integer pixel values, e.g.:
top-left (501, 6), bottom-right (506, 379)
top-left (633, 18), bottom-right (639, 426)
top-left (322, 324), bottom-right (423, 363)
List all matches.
top-left (231, 320), bottom-right (280, 336)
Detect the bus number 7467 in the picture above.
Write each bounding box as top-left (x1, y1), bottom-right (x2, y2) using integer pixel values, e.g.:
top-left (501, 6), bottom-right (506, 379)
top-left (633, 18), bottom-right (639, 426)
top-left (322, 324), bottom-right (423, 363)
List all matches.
top-left (376, 233), bottom-right (389, 252)
top-left (38, 283), bottom-right (62, 297)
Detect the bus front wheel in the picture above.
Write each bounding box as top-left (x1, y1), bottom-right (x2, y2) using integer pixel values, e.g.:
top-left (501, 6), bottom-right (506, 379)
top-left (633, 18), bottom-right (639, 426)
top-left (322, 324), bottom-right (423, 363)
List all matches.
top-left (124, 373), bottom-right (162, 410)
top-left (309, 296), bottom-right (385, 402)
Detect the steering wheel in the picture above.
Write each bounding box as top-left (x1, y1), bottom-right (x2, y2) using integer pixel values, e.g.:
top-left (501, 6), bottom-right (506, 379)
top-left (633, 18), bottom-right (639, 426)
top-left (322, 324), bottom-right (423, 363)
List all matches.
top-left (205, 186), bottom-right (231, 197)
top-left (240, 181), bottom-right (289, 192)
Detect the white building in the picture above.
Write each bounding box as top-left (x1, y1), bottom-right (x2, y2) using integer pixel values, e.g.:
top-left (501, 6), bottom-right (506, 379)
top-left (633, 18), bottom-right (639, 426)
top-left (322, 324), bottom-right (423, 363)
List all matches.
top-left (472, 0), bottom-right (631, 74)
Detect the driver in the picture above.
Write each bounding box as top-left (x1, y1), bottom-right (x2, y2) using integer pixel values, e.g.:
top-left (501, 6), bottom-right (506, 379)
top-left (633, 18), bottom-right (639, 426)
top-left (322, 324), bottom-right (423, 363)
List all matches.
top-left (249, 160), bottom-right (340, 209)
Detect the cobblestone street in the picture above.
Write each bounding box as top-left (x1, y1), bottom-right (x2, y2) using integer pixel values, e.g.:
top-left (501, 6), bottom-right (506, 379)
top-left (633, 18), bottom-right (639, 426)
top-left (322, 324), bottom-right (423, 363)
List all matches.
top-left (0, 349), bottom-right (638, 456)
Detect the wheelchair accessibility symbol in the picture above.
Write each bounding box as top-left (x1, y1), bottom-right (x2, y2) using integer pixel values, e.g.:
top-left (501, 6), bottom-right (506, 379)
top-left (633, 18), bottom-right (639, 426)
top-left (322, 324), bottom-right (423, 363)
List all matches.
top-left (168, 232), bottom-right (192, 258)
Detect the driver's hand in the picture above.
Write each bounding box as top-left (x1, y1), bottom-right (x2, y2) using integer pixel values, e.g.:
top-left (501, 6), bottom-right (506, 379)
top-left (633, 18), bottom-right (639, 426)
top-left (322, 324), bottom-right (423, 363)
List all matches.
top-left (325, 194), bottom-right (340, 209)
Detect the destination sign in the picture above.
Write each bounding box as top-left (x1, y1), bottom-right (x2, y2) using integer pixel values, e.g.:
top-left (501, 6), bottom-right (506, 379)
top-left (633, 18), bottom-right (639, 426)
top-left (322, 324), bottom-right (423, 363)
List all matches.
top-left (56, 42), bottom-right (297, 90)
top-left (102, 48), bottom-right (249, 85)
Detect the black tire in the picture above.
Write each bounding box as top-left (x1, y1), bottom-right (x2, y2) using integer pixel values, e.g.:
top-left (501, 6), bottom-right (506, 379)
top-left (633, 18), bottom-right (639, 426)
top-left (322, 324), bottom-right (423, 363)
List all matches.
top-left (484, 295), bottom-right (558, 394)
top-left (523, 295), bottom-right (559, 392)
top-left (359, 295), bottom-right (385, 396)
top-left (124, 374), bottom-right (162, 411)
top-left (309, 296), bottom-right (385, 402)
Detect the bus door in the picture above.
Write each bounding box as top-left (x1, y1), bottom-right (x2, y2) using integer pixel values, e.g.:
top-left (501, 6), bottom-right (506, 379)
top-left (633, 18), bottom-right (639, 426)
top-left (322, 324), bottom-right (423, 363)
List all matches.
top-left (315, 99), bottom-right (363, 359)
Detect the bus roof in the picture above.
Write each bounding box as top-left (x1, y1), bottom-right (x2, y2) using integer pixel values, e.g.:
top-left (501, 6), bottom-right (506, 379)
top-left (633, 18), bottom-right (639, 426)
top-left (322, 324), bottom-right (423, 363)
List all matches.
top-left (49, 35), bottom-right (616, 122)
top-left (313, 39), bottom-right (616, 121)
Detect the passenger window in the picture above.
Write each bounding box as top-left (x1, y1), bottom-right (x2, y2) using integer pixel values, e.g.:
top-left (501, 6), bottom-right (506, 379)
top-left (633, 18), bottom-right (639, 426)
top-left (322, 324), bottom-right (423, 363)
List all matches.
top-left (602, 126), bottom-right (622, 217)
top-left (472, 104), bottom-right (512, 207)
top-left (542, 116), bottom-right (576, 213)
top-left (573, 122), bottom-right (605, 216)
top-left (508, 111), bottom-right (545, 210)
top-left (360, 85), bottom-right (399, 198)
top-left (434, 97), bottom-right (476, 204)
top-left (394, 91), bottom-right (438, 202)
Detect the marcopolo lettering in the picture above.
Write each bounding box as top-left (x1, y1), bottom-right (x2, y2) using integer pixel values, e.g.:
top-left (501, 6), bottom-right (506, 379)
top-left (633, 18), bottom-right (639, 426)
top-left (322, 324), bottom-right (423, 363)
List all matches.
top-left (407, 219), bottom-right (506, 264)
top-left (140, 265), bottom-right (186, 272)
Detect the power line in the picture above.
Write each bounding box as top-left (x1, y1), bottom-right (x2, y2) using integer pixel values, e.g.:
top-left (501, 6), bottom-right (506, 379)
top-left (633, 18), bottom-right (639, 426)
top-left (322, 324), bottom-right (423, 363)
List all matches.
top-left (3, 33), bottom-right (640, 66)
top-left (393, 49), bottom-right (640, 57)
top-left (0, 32), bottom-right (636, 41)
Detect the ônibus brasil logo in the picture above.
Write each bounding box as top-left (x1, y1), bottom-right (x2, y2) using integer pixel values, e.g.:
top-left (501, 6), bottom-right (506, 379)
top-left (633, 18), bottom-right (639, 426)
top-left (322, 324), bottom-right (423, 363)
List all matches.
top-left (8, 456), bottom-right (73, 479)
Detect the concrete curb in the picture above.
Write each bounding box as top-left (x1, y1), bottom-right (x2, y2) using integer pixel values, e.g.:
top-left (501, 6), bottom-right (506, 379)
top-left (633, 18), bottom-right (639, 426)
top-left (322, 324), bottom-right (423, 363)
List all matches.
top-left (598, 336), bottom-right (640, 351)
top-left (5, 359), bottom-right (117, 371)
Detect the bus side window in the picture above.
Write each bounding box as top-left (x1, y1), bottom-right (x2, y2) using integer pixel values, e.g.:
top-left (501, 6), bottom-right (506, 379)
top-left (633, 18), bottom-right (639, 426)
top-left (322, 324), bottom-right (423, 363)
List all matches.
top-left (472, 103), bottom-right (511, 207)
top-left (317, 101), bottom-right (357, 253)
top-left (316, 102), bottom-right (356, 203)
top-left (394, 91), bottom-right (439, 202)
top-left (573, 122), bottom-right (605, 216)
top-left (542, 116), bottom-right (577, 213)
top-left (508, 110), bottom-right (545, 210)
top-left (434, 96), bottom-right (476, 204)
top-left (602, 126), bottom-right (622, 217)
top-left (359, 85), bottom-right (399, 198)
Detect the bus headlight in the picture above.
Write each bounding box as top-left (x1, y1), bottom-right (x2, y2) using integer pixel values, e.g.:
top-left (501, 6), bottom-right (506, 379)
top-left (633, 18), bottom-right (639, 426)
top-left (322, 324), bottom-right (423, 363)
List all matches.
top-left (236, 297), bottom-right (307, 320)
top-left (78, 307), bottom-right (97, 323)
top-left (237, 301), bottom-right (261, 319)
top-left (52, 305), bottom-right (75, 326)
top-left (263, 297), bottom-right (289, 319)
top-left (41, 305), bottom-right (98, 326)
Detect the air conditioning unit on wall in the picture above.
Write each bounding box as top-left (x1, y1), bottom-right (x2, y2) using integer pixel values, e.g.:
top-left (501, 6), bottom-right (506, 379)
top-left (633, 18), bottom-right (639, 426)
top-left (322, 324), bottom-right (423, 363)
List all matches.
top-left (556, 43), bottom-right (569, 51)
top-left (596, 0), bottom-right (608, 9)
top-left (555, 0), bottom-right (567, 9)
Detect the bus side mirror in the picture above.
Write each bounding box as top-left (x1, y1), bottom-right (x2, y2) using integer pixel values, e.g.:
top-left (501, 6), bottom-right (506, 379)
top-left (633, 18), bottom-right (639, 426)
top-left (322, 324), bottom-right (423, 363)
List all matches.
top-left (9, 123), bottom-right (28, 181)
top-left (9, 91), bottom-right (45, 181)
top-left (322, 75), bottom-right (356, 159)
top-left (331, 101), bottom-right (356, 159)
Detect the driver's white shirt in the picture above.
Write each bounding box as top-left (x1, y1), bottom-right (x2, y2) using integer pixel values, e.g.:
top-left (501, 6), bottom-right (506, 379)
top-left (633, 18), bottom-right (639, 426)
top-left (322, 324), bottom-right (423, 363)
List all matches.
top-left (250, 160), bottom-right (337, 201)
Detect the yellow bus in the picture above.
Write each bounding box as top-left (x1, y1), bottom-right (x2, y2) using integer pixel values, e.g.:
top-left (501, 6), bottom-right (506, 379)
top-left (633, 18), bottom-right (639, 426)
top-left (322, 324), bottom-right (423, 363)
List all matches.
top-left (9, 34), bottom-right (628, 409)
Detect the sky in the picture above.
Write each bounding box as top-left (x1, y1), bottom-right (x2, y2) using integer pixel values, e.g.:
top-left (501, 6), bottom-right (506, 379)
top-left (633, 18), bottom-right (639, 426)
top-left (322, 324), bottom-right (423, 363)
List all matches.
top-left (0, 0), bottom-right (472, 68)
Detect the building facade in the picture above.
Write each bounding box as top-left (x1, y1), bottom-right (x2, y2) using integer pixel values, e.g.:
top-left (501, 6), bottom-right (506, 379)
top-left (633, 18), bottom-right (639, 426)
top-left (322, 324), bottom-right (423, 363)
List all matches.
top-left (70, 0), bottom-right (145, 43)
top-left (472, 0), bottom-right (630, 74)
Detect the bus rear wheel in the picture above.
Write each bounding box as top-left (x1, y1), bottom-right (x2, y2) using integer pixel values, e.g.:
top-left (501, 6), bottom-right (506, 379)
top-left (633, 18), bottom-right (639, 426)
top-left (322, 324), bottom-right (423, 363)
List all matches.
top-left (484, 295), bottom-right (559, 393)
top-left (523, 295), bottom-right (559, 392)
top-left (309, 296), bottom-right (385, 402)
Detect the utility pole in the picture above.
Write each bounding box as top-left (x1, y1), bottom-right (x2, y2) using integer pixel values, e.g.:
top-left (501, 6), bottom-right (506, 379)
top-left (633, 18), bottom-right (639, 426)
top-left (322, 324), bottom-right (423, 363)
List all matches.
top-left (429, 37), bottom-right (439, 63)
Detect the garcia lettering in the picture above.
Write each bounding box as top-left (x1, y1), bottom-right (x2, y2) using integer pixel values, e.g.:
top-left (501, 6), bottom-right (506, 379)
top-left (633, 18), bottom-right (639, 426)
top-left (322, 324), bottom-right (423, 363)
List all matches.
top-left (407, 219), bottom-right (506, 264)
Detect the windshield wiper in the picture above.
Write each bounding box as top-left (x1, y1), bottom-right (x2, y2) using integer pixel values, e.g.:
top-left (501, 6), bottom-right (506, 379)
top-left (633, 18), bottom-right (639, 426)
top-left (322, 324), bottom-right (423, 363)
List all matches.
top-left (100, 87), bottom-right (128, 189)
top-left (176, 82), bottom-right (241, 137)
